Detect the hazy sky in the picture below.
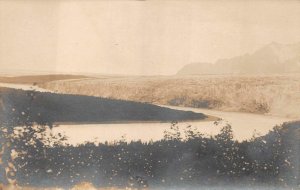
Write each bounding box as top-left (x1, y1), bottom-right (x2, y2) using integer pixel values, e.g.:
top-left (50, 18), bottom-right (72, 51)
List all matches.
top-left (1, 0), bottom-right (300, 75)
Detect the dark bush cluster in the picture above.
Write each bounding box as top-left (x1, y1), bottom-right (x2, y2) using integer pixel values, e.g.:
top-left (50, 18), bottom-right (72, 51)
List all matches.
top-left (0, 122), bottom-right (297, 189)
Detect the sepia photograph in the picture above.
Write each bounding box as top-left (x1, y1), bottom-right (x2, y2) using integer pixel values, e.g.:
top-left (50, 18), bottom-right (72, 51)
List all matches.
top-left (0, 0), bottom-right (299, 189)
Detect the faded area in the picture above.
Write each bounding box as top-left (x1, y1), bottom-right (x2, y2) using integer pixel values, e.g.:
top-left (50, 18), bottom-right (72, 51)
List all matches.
top-left (1, 1), bottom-right (300, 75)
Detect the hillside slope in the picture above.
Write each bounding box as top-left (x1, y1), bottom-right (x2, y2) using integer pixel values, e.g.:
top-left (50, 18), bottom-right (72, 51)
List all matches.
top-left (0, 88), bottom-right (206, 125)
top-left (0, 74), bottom-right (88, 85)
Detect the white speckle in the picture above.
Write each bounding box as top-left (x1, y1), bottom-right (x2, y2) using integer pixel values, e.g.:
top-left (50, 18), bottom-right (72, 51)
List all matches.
top-left (46, 169), bottom-right (53, 173)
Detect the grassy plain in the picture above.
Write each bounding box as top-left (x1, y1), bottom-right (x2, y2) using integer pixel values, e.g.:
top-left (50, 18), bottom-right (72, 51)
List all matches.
top-left (38, 74), bottom-right (300, 118)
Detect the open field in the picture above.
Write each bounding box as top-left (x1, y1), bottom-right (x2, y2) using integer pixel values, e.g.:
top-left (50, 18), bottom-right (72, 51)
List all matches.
top-left (38, 74), bottom-right (300, 118)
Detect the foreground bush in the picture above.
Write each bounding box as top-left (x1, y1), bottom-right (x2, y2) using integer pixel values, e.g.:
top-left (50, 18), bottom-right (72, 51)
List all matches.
top-left (0, 122), bottom-right (297, 189)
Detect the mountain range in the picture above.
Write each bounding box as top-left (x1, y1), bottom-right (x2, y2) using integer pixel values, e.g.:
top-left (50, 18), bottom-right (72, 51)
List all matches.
top-left (177, 42), bottom-right (300, 75)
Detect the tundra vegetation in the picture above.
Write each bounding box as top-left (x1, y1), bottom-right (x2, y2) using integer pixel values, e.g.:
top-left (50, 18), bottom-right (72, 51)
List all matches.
top-left (39, 74), bottom-right (300, 118)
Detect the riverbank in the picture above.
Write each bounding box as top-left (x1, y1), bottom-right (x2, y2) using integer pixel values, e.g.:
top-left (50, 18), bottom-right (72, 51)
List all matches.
top-left (0, 82), bottom-right (295, 144)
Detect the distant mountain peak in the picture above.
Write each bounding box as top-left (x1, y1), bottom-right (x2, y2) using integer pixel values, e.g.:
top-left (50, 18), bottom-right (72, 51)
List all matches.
top-left (177, 42), bottom-right (300, 75)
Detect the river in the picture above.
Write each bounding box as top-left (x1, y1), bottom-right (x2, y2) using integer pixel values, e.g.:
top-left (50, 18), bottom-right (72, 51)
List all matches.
top-left (0, 82), bottom-right (295, 145)
top-left (53, 107), bottom-right (292, 145)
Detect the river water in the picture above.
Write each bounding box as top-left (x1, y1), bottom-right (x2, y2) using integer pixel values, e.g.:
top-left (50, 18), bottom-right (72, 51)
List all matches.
top-left (53, 106), bottom-right (292, 145)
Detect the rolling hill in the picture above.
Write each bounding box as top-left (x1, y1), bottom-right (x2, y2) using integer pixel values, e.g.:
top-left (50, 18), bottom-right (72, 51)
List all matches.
top-left (0, 87), bottom-right (207, 126)
top-left (0, 74), bottom-right (88, 85)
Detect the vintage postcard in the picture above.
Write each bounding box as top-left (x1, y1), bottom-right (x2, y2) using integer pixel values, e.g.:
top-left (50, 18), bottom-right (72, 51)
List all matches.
top-left (0, 0), bottom-right (299, 189)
